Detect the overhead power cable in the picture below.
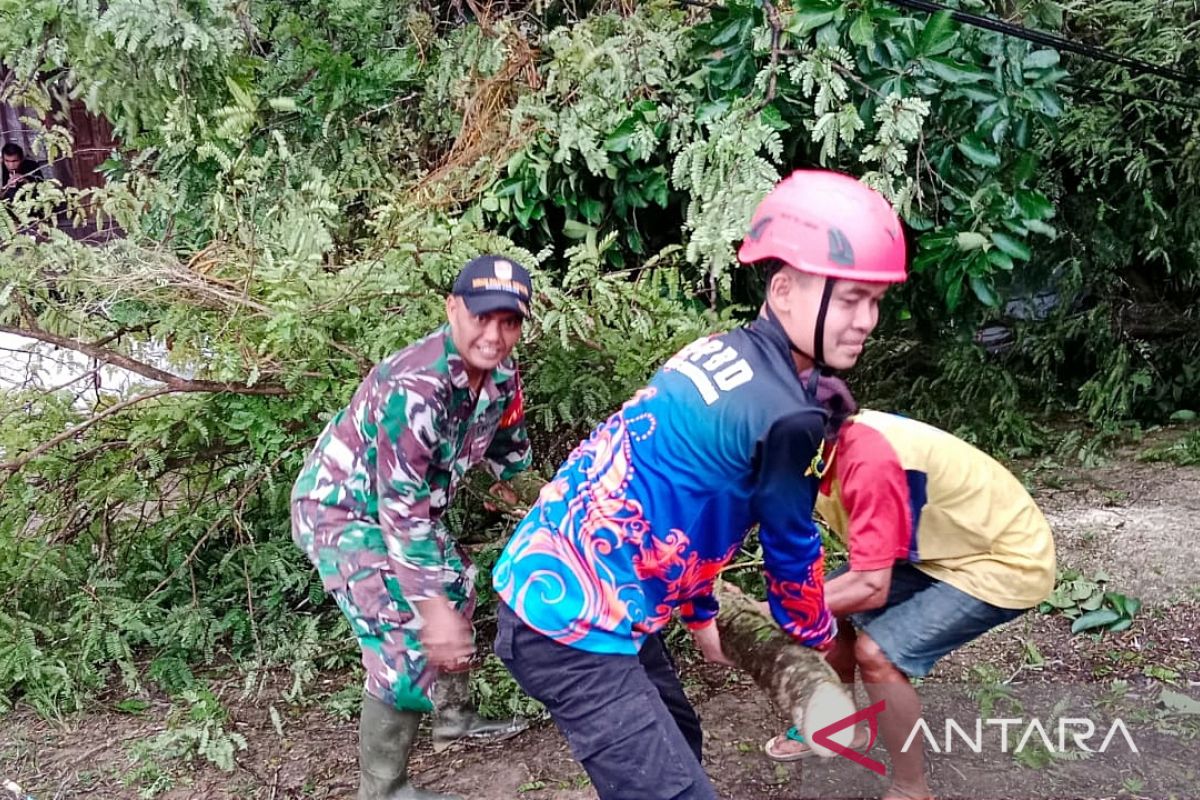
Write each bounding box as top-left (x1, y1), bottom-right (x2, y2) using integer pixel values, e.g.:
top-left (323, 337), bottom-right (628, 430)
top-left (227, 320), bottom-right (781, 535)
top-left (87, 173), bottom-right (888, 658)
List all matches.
top-left (881, 0), bottom-right (1195, 85)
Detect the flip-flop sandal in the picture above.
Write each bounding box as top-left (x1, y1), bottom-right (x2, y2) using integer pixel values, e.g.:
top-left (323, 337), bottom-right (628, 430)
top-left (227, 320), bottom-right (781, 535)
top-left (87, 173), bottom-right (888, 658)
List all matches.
top-left (763, 726), bottom-right (814, 762)
top-left (763, 726), bottom-right (873, 763)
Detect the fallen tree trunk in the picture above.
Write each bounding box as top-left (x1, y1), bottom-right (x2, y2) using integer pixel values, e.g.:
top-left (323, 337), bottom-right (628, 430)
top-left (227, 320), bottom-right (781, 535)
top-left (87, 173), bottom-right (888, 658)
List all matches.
top-left (714, 580), bottom-right (856, 756)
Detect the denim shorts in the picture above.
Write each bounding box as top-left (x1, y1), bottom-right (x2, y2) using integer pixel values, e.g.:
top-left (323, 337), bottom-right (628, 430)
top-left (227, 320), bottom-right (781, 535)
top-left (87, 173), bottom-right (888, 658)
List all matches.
top-left (835, 562), bottom-right (1026, 678)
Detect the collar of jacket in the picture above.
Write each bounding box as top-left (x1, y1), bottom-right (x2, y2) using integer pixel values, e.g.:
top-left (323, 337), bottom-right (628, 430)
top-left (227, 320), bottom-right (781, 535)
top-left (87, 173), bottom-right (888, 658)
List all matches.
top-left (749, 311), bottom-right (803, 370)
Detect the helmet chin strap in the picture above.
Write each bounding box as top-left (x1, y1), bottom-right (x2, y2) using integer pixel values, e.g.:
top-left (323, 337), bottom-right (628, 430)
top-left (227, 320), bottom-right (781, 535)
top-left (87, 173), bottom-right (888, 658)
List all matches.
top-left (812, 276), bottom-right (836, 368)
top-left (765, 277), bottom-right (836, 375)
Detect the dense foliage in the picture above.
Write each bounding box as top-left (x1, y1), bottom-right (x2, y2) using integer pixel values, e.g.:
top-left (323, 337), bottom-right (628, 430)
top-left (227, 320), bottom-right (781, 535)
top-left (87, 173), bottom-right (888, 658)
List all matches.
top-left (1, 0), bottom-right (1196, 730)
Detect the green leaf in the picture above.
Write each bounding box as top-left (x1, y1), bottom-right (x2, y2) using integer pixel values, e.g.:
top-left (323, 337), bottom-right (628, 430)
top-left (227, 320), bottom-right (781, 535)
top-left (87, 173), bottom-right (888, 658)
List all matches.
top-left (759, 104), bottom-right (788, 131)
top-left (987, 249), bottom-right (1014, 271)
top-left (1023, 49), bottom-right (1061, 69)
top-left (644, 169), bottom-right (669, 207)
top-left (116, 698), bottom-right (150, 714)
top-left (1033, 68), bottom-right (1071, 87)
top-left (945, 277), bottom-right (963, 311)
top-left (1036, 89), bottom-right (1064, 118)
top-left (1070, 582), bottom-right (1096, 601)
top-left (789, 9), bottom-right (838, 36)
top-left (1047, 590), bottom-right (1075, 609)
top-left (1015, 190), bottom-right (1054, 220)
top-left (562, 219), bottom-right (594, 240)
top-left (956, 231), bottom-right (988, 251)
top-left (266, 96), bottom-right (297, 112)
top-left (626, 226), bottom-right (645, 254)
top-left (1025, 219), bottom-right (1057, 238)
top-left (633, 99), bottom-right (658, 117)
top-left (849, 14), bottom-right (875, 47)
top-left (916, 11), bottom-right (958, 57)
top-left (696, 99), bottom-right (731, 125)
top-left (1015, 116), bottom-right (1032, 148)
top-left (957, 85), bottom-right (1001, 103)
top-left (709, 16), bottom-right (750, 47)
top-left (604, 118), bottom-right (638, 153)
top-left (1169, 409), bottom-right (1197, 422)
top-left (957, 137), bottom-right (1001, 167)
top-left (924, 57), bottom-right (987, 84)
top-left (493, 177), bottom-right (523, 198)
top-left (969, 275), bottom-right (999, 307)
top-left (1071, 608), bottom-right (1121, 634)
top-left (578, 197), bottom-right (604, 224)
top-left (991, 232), bottom-right (1032, 260)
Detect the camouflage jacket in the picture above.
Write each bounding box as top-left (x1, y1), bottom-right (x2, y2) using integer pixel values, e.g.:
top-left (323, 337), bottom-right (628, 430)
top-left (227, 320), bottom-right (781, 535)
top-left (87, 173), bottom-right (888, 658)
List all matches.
top-left (291, 325), bottom-right (531, 599)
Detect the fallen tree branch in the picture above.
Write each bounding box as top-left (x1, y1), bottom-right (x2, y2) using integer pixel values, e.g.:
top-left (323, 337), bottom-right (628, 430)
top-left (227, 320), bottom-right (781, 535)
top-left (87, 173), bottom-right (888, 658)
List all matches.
top-left (0, 387), bottom-right (171, 475)
top-left (0, 323), bottom-right (288, 396)
top-left (143, 445), bottom-right (303, 601)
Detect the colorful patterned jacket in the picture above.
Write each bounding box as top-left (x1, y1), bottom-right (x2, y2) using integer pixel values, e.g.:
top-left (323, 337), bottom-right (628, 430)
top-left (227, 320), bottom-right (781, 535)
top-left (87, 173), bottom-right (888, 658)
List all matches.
top-left (292, 325), bottom-right (530, 600)
top-left (493, 316), bottom-right (835, 655)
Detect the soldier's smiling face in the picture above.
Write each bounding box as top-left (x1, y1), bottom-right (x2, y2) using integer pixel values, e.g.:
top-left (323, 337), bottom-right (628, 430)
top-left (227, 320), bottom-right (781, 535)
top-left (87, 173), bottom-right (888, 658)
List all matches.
top-left (445, 295), bottom-right (523, 378)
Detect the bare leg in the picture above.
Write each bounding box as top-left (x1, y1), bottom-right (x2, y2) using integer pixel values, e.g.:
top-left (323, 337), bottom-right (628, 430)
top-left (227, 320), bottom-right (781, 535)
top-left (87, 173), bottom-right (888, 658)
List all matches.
top-left (855, 633), bottom-right (933, 800)
top-left (825, 620), bottom-right (859, 684)
top-left (764, 619), bottom-right (863, 759)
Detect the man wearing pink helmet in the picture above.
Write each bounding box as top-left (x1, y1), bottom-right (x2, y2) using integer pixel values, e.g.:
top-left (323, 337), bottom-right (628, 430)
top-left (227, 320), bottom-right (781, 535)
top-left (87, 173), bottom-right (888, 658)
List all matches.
top-left (491, 170), bottom-right (907, 799)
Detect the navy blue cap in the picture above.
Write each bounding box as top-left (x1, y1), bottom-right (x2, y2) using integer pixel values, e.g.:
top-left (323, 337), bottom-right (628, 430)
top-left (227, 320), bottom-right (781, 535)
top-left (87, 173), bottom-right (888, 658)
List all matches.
top-left (452, 255), bottom-right (533, 318)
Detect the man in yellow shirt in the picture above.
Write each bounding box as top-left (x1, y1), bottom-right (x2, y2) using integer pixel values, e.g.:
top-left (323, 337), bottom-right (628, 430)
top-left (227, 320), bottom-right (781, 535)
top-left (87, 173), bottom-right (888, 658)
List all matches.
top-left (763, 409), bottom-right (1056, 800)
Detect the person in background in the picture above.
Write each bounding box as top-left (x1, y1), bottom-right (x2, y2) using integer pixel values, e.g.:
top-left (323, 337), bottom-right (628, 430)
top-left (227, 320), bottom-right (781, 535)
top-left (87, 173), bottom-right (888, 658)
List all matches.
top-left (2, 142), bottom-right (44, 202)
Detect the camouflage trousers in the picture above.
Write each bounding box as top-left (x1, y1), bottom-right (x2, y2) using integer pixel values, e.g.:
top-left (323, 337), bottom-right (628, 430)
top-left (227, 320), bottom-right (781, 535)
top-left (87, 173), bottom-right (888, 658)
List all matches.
top-left (292, 500), bottom-right (477, 712)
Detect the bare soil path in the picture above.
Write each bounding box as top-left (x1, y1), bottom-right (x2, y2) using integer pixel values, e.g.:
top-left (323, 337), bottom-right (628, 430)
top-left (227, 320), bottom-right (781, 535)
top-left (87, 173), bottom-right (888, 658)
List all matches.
top-left (4, 445), bottom-right (1199, 800)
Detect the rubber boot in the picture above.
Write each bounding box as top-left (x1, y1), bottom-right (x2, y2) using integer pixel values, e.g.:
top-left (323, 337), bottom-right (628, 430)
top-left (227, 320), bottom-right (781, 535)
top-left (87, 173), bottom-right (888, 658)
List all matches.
top-left (431, 670), bottom-right (528, 753)
top-left (358, 693), bottom-right (464, 800)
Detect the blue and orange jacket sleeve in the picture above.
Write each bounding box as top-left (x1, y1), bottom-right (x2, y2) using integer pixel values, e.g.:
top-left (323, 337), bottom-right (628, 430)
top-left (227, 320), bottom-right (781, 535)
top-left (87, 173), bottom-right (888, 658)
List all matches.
top-left (679, 593), bottom-right (721, 630)
top-left (753, 410), bottom-right (835, 649)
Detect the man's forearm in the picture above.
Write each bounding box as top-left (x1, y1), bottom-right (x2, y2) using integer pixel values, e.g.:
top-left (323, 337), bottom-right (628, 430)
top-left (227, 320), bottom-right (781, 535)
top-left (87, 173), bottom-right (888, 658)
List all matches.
top-left (824, 568), bottom-right (890, 616)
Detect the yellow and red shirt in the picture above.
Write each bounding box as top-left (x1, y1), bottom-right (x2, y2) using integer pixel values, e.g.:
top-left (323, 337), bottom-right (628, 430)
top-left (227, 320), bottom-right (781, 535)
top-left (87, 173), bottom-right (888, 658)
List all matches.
top-left (817, 410), bottom-right (1056, 609)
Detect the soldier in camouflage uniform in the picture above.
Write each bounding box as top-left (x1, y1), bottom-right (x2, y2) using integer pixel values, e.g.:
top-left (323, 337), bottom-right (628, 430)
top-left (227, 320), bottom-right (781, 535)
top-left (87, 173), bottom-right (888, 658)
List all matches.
top-left (292, 255), bottom-right (535, 800)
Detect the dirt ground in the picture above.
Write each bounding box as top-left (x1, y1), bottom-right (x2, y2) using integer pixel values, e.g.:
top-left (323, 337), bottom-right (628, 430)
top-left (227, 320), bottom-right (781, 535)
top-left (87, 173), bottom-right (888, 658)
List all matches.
top-left (4, 443), bottom-right (1199, 800)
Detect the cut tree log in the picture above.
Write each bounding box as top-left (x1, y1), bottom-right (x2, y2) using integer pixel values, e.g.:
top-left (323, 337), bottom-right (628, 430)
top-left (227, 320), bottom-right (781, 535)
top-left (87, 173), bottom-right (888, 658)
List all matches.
top-left (714, 580), bottom-right (857, 757)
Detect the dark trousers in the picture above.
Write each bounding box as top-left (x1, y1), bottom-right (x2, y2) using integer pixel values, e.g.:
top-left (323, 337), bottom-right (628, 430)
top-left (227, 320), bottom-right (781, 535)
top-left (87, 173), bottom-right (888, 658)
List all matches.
top-left (495, 602), bottom-right (716, 800)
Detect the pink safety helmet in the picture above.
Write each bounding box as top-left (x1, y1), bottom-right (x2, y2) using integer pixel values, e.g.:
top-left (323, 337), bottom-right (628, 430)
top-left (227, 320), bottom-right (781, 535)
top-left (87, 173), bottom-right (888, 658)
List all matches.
top-left (738, 169), bottom-right (908, 283)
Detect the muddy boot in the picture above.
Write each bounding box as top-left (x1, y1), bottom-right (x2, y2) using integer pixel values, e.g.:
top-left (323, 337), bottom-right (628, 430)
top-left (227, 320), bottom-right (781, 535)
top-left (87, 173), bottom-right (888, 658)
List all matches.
top-left (431, 670), bottom-right (528, 753)
top-left (358, 693), bottom-right (464, 800)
